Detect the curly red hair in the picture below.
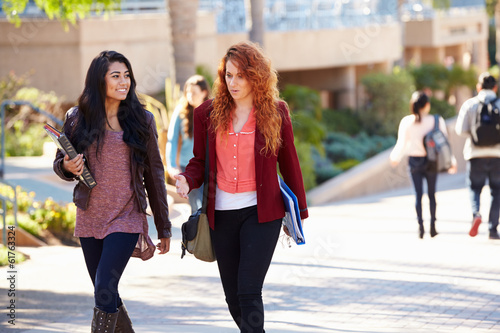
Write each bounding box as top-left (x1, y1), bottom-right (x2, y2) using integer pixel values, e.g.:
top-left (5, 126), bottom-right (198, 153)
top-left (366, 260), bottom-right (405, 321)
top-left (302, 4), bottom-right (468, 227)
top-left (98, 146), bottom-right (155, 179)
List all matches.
top-left (211, 41), bottom-right (284, 155)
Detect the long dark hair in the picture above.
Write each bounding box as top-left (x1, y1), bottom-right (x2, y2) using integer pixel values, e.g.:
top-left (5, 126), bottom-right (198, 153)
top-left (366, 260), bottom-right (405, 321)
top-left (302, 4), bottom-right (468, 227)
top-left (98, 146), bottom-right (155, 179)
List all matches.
top-left (179, 75), bottom-right (210, 139)
top-left (410, 91), bottom-right (429, 123)
top-left (72, 50), bottom-right (149, 170)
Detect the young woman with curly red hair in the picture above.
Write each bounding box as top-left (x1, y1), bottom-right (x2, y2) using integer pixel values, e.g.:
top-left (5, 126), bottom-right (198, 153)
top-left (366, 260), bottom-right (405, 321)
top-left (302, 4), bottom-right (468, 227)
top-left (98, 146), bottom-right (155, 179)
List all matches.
top-left (175, 41), bottom-right (308, 332)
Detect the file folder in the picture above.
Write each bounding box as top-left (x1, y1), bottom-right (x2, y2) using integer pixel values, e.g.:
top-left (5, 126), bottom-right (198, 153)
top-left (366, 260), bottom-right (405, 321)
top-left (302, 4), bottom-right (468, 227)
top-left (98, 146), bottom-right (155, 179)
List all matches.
top-left (279, 175), bottom-right (305, 245)
top-left (44, 123), bottom-right (97, 189)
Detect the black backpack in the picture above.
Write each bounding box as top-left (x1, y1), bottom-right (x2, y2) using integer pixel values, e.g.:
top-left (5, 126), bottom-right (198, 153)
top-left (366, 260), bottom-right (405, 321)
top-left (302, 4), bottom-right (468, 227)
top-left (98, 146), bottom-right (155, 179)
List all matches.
top-left (423, 114), bottom-right (452, 172)
top-left (471, 97), bottom-right (500, 146)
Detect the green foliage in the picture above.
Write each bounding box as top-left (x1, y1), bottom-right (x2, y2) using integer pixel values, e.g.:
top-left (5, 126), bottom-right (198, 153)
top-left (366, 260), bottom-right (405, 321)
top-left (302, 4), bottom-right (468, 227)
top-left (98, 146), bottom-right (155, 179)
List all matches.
top-left (30, 197), bottom-right (76, 240)
top-left (489, 65), bottom-right (500, 79)
top-left (0, 185), bottom-right (35, 213)
top-left (0, 71), bottom-right (30, 101)
top-left (311, 147), bottom-right (342, 184)
top-left (486, 0), bottom-right (497, 18)
top-left (410, 63), bottom-right (449, 91)
top-left (410, 63), bottom-right (477, 96)
top-left (446, 65), bottom-right (477, 91)
top-left (432, 0), bottom-right (451, 9)
top-left (2, 0), bottom-right (120, 27)
top-left (196, 65), bottom-right (215, 93)
top-left (335, 159), bottom-right (360, 171)
top-left (361, 67), bottom-right (415, 136)
top-left (323, 132), bottom-right (395, 163)
top-left (5, 121), bottom-right (51, 156)
top-left (281, 84), bottom-right (322, 120)
top-left (7, 214), bottom-right (42, 237)
top-left (322, 108), bottom-right (362, 135)
top-left (290, 111), bottom-right (326, 152)
top-left (430, 97), bottom-right (456, 119)
top-left (488, 23), bottom-right (497, 67)
top-left (0, 184), bottom-right (77, 243)
top-left (293, 139), bottom-right (317, 191)
top-left (0, 245), bottom-right (26, 266)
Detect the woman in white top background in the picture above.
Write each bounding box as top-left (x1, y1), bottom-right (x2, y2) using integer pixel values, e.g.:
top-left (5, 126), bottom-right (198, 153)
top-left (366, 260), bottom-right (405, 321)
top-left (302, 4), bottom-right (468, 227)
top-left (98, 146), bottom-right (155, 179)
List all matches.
top-left (390, 91), bottom-right (457, 238)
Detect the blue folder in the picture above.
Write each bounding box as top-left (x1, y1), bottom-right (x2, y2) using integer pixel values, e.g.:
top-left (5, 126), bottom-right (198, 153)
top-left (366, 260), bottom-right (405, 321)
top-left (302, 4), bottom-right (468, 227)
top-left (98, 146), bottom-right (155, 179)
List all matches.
top-left (279, 176), bottom-right (305, 245)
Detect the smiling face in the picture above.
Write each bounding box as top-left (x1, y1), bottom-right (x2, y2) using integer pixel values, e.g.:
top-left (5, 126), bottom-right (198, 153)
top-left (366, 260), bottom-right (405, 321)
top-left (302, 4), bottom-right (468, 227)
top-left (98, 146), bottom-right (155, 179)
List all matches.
top-left (105, 61), bottom-right (130, 104)
top-left (225, 59), bottom-right (253, 105)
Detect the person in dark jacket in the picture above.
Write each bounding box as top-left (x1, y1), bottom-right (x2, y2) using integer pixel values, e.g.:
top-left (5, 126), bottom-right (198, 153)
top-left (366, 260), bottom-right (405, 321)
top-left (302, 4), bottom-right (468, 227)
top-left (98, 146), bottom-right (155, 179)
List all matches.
top-left (53, 50), bottom-right (171, 333)
top-left (175, 41), bottom-right (308, 332)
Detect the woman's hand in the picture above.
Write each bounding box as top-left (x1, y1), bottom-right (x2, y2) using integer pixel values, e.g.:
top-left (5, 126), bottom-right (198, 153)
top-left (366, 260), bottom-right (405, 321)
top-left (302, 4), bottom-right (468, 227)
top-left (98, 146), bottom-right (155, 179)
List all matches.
top-left (62, 154), bottom-right (85, 176)
top-left (156, 237), bottom-right (171, 254)
top-left (173, 174), bottom-right (190, 199)
top-left (448, 164), bottom-right (458, 175)
top-left (390, 159), bottom-right (399, 168)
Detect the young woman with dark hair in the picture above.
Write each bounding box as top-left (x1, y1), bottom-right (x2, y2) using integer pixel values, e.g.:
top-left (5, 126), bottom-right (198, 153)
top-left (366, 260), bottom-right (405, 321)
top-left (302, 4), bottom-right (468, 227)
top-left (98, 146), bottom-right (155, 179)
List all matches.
top-left (175, 41), bottom-right (308, 332)
top-left (390, 91), bottom-right (456, 238)
top-left (53, 50), bottom-right (171, 332)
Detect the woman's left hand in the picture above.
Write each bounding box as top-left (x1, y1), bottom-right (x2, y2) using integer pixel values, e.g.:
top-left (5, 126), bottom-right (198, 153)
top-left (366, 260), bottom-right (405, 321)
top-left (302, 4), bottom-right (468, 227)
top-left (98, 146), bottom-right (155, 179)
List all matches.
top-left (156, 237), bottom-right (171, 254)
top-left (448, 165), bottom-right (457, 175)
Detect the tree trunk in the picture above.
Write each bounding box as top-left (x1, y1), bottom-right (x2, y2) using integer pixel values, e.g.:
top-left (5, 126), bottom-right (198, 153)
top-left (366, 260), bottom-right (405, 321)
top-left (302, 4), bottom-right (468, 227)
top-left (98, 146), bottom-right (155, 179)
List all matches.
top-left (168, 0), bottom-right (199, 86)
top-left (247, 0), bottom-right (265, 47)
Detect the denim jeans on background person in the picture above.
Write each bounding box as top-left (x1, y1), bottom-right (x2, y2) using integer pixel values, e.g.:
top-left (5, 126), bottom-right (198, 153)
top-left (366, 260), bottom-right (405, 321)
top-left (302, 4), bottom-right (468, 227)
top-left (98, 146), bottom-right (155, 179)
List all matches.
top-left (408, 156), bottom-right (438, 224)
top-left (211, 205), bottom-right (282, 333)
top-left (466, 158), bottom-right (500, 232)
top-left (181, 166), bottom-right (203, 214)
top-left (80, 232), bottom-right (139, 313)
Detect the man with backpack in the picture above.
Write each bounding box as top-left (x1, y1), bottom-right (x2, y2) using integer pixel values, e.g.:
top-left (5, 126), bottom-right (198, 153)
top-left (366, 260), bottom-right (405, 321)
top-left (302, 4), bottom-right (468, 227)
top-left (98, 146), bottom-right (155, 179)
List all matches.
top-left (456, 72), bottom-right (500, 239)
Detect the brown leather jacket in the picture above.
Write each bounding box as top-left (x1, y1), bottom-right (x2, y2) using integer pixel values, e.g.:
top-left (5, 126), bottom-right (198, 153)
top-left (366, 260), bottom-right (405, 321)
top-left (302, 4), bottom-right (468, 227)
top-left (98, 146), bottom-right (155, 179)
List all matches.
top-left (53, 107), bottom-right (172, 239)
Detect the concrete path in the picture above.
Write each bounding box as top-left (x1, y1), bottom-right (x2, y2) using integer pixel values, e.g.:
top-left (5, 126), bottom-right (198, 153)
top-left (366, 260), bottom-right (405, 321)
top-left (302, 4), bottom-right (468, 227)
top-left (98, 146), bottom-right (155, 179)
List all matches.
top-left (1, 156), bottom-right (500, 332)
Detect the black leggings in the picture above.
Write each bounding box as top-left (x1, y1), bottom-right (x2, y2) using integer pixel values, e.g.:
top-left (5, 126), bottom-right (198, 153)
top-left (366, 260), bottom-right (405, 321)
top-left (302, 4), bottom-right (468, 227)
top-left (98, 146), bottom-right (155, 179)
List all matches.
top-left (212, 206), bottom-right (282, 333)
top-left (80, 232), bottom-right (139, 313)
top-left (409, 156), bottom-right (437, 224)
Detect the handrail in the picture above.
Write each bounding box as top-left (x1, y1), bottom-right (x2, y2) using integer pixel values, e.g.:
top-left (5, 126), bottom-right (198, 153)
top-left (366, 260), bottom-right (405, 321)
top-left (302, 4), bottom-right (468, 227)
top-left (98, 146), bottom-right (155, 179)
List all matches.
top-left (0, 100), bottom-right (64, 179)
top-left (0, 179), bottom-right (18, 246)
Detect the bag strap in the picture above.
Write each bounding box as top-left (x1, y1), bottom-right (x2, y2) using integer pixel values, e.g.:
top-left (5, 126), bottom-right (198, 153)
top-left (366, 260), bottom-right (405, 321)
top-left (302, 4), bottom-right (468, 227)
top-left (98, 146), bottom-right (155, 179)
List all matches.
top-left (433, 114), bottom-right (439, 131)
top-left (201, 130), bottom-right (209, 214)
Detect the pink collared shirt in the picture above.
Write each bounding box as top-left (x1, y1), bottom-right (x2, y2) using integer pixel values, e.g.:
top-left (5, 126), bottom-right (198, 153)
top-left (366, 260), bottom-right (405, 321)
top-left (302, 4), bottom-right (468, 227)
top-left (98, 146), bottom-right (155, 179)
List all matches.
top-left (216, 109), bottom-right (256, 193)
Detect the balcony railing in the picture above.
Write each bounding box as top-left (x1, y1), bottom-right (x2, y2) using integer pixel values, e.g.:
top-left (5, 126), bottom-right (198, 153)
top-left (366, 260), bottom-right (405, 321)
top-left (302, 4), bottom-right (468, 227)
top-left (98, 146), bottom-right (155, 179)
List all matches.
top-left (400, 0), bottom-right (485, 21)
top-left (199, 0), bottom-right (399, 33)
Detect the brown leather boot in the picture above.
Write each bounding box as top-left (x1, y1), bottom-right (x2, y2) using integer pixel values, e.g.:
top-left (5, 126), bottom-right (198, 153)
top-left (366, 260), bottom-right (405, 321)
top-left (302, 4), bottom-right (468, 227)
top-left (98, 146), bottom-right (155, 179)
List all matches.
top-left (115, 304), bottom-right (135, 333)
top-left (91, 307), bottom-right (118, 333)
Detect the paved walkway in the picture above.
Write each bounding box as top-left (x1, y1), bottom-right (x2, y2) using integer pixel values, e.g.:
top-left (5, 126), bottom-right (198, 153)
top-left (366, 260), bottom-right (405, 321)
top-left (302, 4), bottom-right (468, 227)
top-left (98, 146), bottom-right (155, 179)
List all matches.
top-left (1, 156), bottom-right (500, 333)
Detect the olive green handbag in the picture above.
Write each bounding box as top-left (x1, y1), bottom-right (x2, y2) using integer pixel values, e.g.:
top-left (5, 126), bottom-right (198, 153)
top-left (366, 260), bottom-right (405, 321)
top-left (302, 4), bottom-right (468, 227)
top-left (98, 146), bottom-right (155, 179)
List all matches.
top-left (180, 133), bottom-right (216, 262)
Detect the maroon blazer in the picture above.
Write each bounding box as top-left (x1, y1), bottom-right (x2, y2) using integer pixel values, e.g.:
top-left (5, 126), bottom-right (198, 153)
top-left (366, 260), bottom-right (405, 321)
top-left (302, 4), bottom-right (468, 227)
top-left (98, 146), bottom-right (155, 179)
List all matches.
top-left (181, 99), bottom-right (309, 230)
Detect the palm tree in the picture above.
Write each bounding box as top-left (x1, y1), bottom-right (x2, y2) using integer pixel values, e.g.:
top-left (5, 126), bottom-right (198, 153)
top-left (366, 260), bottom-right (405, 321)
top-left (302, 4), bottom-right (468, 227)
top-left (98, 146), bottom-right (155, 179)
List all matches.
top-left (247, 0), bottom-right (265, 47)
top-left (168, 0), bottom-right (199, 86)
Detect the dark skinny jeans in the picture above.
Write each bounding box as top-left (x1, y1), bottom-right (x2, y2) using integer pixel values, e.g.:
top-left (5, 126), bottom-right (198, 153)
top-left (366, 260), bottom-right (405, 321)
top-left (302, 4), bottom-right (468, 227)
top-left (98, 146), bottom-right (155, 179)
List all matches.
top-left (80, 232), bottom-right (139, 313)
top-left (212, 205), bottom-right (281, 333)
top-left (409, 156), bottom-right (438, 225)
top-left (466, 158), bottom-right (500, 231)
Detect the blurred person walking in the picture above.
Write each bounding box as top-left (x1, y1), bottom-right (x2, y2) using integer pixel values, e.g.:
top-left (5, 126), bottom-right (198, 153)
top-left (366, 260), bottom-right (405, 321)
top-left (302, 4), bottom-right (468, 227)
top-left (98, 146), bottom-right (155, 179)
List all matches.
top-left (455, 72), bottom-right (500, 239)
top-left (53, 50), bottom-right (171, 332)
top-left (166, 74), bottom-right (210, 213)
top-left (174, 41), bottom-right (308, 332)
top-left (390, 91), bottom-right (456, 238)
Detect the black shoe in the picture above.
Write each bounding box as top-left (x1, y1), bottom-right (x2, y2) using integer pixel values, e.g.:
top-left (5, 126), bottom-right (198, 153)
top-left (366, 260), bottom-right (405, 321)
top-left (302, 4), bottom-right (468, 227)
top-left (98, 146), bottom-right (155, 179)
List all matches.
top-left (489, 230), bottom-right (500, 239)
top-left (419, 224), bottom-right (424, 239)
top-left (430, 223), bottom-right (438, 238)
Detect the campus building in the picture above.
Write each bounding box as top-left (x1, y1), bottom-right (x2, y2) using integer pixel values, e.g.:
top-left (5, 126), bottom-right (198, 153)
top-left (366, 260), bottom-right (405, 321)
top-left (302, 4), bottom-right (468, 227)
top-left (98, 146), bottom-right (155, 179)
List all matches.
top-left (0, 0), bottom-right (489, 109)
